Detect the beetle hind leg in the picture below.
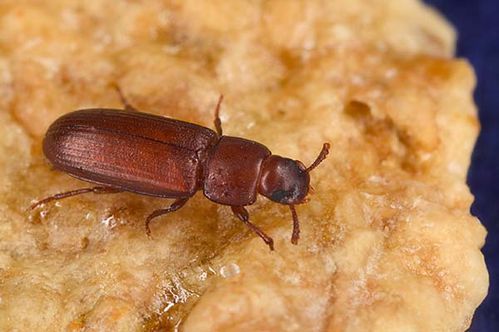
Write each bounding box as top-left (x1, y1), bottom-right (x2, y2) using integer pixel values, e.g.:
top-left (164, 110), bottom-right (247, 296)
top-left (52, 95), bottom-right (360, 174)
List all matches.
top-left (231, 206), bottom-right (274, 251)
top-left (113, 84), bottom-right (140, 112)
top-left (145, 197), bottom-right (189, 238)
top-left (30, 186), bottom-right (121, 210)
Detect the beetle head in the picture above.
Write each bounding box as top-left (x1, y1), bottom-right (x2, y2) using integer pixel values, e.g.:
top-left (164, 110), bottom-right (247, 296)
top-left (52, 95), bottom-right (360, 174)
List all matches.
top-left (258, 143), bottom-right (330, 205)
top-left (258, 156), bottom-right (310, 205)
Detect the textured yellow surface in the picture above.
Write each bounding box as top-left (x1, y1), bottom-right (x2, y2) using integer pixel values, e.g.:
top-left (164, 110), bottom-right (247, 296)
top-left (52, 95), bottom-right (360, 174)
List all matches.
top-left (0, 0), bottom-right (488, 331)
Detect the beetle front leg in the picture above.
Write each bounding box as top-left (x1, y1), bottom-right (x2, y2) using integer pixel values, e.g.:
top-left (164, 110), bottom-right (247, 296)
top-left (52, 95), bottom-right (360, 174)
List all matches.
top-left (30, 186), bottom-right (121, 210)
top-left (231, 206), bottom-right (274, 251)
top-left (145, 197), bottom-right (189, 237)
top-left (289, 205), bottom-right (300, 245)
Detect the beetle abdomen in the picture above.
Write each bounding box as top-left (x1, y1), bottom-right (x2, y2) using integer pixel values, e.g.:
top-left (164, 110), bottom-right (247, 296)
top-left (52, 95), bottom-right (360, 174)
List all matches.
top-left (43, 109), bottom-right (219, 197)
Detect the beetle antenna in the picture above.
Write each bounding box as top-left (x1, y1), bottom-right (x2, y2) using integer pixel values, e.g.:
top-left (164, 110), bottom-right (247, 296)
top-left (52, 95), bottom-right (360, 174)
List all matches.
top-left (290, 205), bottom-right (300, 245)
top-left (306, 143), bottom-right (330, 173)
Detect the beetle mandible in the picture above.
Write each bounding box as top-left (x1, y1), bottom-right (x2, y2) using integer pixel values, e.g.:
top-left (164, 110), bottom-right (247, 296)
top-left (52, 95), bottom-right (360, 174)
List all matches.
top-left (31, 87), bottom-right (330, 250)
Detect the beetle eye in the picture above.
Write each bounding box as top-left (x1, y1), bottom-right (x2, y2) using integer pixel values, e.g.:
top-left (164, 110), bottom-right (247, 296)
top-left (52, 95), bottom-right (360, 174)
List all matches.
top-left (270, 185), bottom-right (299, 202)
top-left (270, 190), bottom-right (287, 202)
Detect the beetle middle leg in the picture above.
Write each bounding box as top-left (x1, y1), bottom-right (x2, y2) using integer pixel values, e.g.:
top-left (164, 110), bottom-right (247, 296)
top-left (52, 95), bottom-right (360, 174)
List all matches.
top-left (145, 197), bottom-right (189, 237)
top-left (213, 94), bottom-right (224, 136)
top-left (30, 186), bottom-right (122, 210)
top-left (231, 206), bottom-right (274, 251)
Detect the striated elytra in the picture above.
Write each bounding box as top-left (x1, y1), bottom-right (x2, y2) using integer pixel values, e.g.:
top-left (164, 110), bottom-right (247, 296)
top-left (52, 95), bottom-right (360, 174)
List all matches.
top-left (31, 89), bottom-right (330, 250)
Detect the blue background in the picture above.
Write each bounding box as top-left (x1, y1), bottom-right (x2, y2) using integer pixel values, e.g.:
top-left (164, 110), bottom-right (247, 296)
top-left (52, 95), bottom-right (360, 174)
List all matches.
top-left (424, 1), bottom-right (498, 331)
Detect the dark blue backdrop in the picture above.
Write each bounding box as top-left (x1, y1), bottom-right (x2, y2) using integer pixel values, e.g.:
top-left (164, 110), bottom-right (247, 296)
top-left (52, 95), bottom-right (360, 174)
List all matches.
top-left (424, 1), bottom-right (498, 331)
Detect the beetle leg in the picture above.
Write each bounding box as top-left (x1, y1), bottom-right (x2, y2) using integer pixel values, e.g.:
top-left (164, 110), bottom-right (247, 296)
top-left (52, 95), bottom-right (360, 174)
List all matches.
top-left (289, 205), bottom-right (300, 245)
top-left (113, 84), bottom-right (139, 112)
top-left (30, 186), bottom-right (121, 210)
top-left (145, 198), bottom-right (189, 238)
top-left (231, 206), bottom-right (274, 251)
top-left (213, 94), bottom-right (224, 136)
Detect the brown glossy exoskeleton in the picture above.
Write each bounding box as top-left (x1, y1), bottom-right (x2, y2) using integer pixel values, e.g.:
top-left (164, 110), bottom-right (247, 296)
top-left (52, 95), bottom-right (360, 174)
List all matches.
top-left (31, 88), bottom-right (330, 250)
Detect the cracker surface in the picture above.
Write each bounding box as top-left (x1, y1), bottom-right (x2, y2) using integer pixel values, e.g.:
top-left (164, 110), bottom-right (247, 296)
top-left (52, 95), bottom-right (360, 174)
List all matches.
top-left (0, 1), bottom-right (487, 331)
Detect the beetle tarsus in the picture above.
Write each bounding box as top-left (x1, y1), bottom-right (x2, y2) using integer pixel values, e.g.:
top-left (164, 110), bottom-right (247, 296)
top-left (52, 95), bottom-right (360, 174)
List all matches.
top-left (30, 186), bottom-right (121, 210)
top-left (231, 206), bottom-right (274, 251)
top-left (144, 197), bottom-right (189, 237)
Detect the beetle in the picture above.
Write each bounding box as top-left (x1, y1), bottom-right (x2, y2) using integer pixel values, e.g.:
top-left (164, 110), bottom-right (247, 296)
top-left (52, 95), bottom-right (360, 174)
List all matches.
top-left (31, 87), bottom-right (330, 250)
